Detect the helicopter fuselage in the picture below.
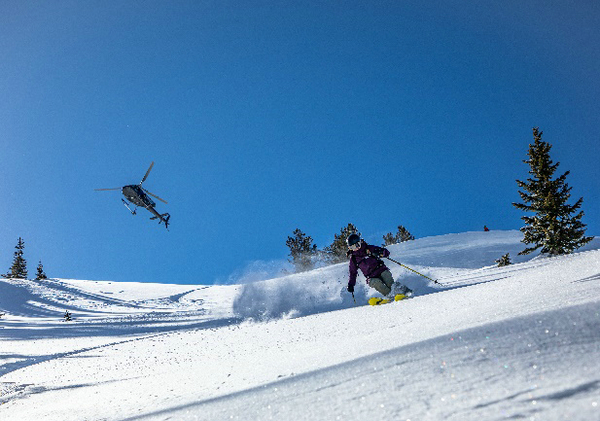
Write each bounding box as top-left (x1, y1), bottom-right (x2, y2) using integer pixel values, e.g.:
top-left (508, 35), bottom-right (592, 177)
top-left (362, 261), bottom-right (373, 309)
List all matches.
top-left (122, 185), bottom-right (156, 208)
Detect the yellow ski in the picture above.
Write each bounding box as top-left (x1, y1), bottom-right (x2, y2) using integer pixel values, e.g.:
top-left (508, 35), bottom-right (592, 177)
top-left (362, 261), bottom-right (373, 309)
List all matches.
top-left (368, 294), bottom-right (407, 306)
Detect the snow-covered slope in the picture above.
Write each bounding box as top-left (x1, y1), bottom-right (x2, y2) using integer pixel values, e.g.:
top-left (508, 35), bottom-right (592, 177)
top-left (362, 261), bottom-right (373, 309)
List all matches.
top-left (1, 231), bottom-right (599, 420)
top-left (232, 230), bottom-right (599, 319)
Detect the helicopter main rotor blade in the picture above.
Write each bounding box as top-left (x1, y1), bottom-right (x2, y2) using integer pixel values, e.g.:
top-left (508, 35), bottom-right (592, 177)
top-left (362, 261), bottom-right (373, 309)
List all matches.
top-left (94, 188), bottom-right (122, 191)
top-left (143, 188), bottom-right (168, 204)
top-left (140, 161), bottom-right (155, 185)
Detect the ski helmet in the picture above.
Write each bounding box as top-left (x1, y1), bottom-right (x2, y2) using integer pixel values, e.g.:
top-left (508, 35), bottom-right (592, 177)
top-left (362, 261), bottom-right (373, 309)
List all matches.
top-left (346, 233), bottom-right (361, 247)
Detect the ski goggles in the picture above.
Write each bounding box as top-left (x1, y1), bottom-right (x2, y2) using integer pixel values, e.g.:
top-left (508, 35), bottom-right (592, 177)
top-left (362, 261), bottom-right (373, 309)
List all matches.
top-left (348, 241), bottom-right (361, 251)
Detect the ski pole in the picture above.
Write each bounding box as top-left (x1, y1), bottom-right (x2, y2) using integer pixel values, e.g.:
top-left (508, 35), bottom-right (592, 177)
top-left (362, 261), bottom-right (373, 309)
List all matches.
top-left (386, 257), bottom-right (440, 284)
top-left (351, 292), bottom-right (356, 305)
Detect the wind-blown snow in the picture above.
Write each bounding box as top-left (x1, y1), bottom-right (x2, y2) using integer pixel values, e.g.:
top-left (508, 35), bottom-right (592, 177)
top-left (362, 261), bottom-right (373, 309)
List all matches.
top-left (1, 231), bottom-right (599, 420)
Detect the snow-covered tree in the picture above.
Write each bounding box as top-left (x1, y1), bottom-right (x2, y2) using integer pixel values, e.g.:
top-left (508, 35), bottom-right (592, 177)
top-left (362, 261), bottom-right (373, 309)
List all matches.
top-left (325, 223), bottom-right (360, 263)
top-left (4, 237), bottom-right (28, 279)
top-left (286, 228), bottom-right (318, 272)
top-left (36, 261), bottom-right (48, 280)
top-left (513, 128), bottom-right (593, 255)
top-left (495, 253), bottom-right (511, 267)
top-left (383, 225), bottom-right (415, 245)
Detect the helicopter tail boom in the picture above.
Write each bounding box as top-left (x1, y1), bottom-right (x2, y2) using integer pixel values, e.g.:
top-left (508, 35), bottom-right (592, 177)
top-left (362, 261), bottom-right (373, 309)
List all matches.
top-left (150, 211), bottom-right (170, 229)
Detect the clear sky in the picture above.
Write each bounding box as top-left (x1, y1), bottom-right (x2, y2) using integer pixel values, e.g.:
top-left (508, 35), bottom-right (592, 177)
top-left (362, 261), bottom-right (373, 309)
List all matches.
top-left (1, 1), bottom-right (599, 285)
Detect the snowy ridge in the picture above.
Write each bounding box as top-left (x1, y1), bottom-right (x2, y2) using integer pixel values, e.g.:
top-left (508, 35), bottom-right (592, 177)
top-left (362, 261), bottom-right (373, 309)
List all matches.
top-left (1, 231), bottom-right (599, 420)
top-left (232, 230), bottom-right (600, 319)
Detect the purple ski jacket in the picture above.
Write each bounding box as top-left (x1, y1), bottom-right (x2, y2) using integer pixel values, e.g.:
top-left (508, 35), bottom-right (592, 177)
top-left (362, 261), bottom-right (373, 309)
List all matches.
top-left (348, 242), bottom-right (390, 289)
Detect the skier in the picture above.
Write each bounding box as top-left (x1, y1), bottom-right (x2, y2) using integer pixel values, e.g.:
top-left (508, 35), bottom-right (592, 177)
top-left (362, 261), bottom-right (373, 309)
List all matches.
top-left (345, 233), bottom-right (412, 299)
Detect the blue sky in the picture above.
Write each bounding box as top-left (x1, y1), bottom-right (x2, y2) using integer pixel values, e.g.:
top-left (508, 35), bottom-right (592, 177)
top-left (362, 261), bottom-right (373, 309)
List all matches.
top-left (1, 1), bottom-right (598, 284)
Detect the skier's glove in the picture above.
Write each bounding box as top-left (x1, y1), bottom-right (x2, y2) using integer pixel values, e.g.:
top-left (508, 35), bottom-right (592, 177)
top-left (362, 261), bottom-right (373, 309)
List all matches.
top-left (347, 285), bottom-right (354, 293)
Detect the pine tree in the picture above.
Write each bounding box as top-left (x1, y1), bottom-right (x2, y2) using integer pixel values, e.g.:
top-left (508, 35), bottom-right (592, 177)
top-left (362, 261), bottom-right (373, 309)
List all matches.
top-left (397, 225), bottom-right (415, 242)
top-left (513, 128), bottom-right (593, 255)
top-left (325, 223), bottom-right (360, 263)
top-left (382, 233), bottom-right (396, 246)
top-left (36, 261), bottom-right (48, 280)
top-left (4, 237), bottom-right (28, 279)
top-left (383, 225), bottom-right (415, 246)
top-left (286, 228), bottom-right (318, 272)
top-left (495, 253), bottom-right (511, 267)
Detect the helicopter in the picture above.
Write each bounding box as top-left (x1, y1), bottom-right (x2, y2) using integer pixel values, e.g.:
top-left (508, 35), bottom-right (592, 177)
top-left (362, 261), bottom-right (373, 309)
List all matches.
top-left (95, 162), bottom-right (171, 229)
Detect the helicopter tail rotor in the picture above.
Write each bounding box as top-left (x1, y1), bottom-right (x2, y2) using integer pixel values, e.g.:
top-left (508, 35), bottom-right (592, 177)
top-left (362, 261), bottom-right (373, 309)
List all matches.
top-left (150, 212), bottom-right (170, 229)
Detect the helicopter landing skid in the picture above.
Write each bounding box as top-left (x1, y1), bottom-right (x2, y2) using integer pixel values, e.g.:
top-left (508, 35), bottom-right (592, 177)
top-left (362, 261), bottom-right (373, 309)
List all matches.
top-left (122, 199), bottom-right (137, 215)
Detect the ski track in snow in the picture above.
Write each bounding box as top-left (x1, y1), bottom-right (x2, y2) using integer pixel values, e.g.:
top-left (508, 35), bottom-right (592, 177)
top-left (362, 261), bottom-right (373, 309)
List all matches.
top-left (0, 231), bottom-right (599, 420)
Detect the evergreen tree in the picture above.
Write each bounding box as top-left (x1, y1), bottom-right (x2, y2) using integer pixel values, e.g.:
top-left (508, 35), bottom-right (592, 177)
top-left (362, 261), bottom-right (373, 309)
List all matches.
top-left (36, 261), bottom-right (48, 280)
top-left (325, 223), bottom-right (360, 263)
top-left (383, 225), bottom-right (415, 246)
top-left (382, 232), bottom-right (396, 246)
top-left (286, 228), bottom-right (318, 272)
top-left (513, 128), bottom-right (593, 255)
top-left (4, 237), bottom-right (28, 279)
top-left (397, 225), bottom-right (415, 242)
top-left (495, 253), bottom-right (511, 267)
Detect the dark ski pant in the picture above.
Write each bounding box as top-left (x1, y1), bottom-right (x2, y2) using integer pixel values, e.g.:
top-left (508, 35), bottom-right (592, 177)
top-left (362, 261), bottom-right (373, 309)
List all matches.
top-left (368, 270), bottom-right (395, 296)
